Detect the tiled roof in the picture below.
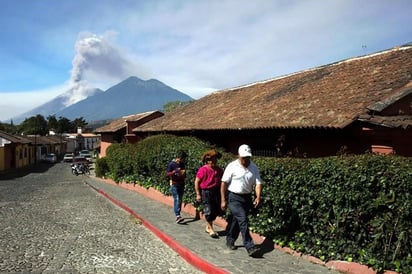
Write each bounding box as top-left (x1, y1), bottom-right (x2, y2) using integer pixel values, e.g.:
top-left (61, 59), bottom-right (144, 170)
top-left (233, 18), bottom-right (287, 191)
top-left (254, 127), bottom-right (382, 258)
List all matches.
top-left (358, 115), bottom-right (412, 129)
top-left (25, 135), bottom-right (61, 145)
top-left (95, 111), bottom-right (163, 133)
top-left (135, 45), bottom-right (412, 132)
top-left (0, 130), bottom-right (31, 144)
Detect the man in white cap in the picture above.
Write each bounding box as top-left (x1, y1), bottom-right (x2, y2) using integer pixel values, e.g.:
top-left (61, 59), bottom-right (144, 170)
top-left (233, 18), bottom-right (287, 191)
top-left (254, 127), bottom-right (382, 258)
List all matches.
top-left (220, 144), bottom-right (263, 257)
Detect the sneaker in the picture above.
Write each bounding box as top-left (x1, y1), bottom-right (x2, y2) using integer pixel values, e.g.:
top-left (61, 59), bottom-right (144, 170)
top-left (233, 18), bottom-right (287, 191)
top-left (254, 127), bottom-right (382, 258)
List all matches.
top-left (247, 246), bottom-right (260, 257)
top-left (175, 216), bottom-right (184, 224)
top-left (226, 241), bottom-right (237, 250)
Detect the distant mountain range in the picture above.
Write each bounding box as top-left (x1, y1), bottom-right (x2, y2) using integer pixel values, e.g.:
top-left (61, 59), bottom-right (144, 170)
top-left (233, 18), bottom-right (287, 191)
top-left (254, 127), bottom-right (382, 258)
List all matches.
top-left (10, 76), bottom-right (193, 124)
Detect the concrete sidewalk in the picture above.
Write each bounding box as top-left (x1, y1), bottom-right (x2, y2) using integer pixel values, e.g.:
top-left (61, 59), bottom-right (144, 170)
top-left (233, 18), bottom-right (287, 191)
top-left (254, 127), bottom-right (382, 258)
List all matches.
top-left (85, 176), bottom-right (339, 274)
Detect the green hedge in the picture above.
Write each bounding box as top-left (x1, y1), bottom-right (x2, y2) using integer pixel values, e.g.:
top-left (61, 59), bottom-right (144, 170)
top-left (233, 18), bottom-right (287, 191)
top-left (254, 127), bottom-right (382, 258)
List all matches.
top-left (103, 135), bottom-right (231, 203)
top-left (96, 134), bottom-right (411, 273)
top-left (251, 155), bottom-right (411, 273)
top-left (94, 157), bottom-right (109, 178)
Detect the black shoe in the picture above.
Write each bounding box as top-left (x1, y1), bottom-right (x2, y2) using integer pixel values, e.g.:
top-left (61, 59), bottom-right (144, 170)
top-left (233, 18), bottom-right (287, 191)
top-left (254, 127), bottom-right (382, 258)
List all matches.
top-left (226, 241), bottom-right (237, 250)
top-left (247, 246), bottom-right (260, 257)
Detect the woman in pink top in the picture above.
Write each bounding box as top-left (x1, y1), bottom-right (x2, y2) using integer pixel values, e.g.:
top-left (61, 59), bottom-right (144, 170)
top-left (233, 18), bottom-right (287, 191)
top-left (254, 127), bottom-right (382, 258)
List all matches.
top-left (194, 149), bottom-right (223, 238)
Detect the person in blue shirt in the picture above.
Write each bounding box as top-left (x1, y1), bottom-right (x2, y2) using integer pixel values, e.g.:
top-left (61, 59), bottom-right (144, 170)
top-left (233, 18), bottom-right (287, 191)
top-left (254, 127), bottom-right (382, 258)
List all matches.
top-left (166, 150), bottom-right (188, 223)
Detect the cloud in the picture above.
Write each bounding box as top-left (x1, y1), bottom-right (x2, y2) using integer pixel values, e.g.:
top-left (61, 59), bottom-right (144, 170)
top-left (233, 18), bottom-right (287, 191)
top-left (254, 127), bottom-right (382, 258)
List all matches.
top-left (60, 81), bottom-right (99, 106)
top-left (0, 84), bottom-right (70, 122)
top-left (70, 32), bottom-right (149, 87)
top-left (55, 32), bottom-right (154, 107)
top-left (121, 1), bottom-right (351, 93)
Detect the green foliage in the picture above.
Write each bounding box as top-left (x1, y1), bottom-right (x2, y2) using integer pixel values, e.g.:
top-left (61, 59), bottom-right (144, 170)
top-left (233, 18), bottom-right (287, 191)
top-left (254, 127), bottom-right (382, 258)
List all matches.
top-left (71, 117), bottom-right (88, 131)
top-left (251, 154), bottom-right (412, 274)
top-left (133, 134), bottom-right (229, 202)
top-left (104, 134), bottom-right (230, 201)
top-left (102, 135), bottom-right (411, 273)
top-left (163, 100), bottom-right (192, 113)
top-left (105, 143), bottom-right (139, 183)
top-left (2, 114), bottom-right (90, 135)
top-left (47, 115), bottom-right (58, 130)
top-left (0, 121), bottom-right (18, 134)
top-left (18, 115), bottom-right (48, 135)
top-left (56, 117), bottom-right (74, 133)
top-left (95, 157), bottom-right (109, 178)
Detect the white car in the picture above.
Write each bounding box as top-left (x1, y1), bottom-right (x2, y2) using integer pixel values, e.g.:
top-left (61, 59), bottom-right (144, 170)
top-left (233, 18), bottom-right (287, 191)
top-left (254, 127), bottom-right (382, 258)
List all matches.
top-left (63, 153), bottom-right (74, 162)
top-left (79, 150), bottom-right (93, 162)
top-left (44, 153), bottom-right (57, 163)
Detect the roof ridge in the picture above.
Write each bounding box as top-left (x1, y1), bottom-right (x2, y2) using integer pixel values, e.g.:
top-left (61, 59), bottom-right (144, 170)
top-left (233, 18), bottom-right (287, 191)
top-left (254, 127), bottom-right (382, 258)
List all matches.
top-left (220, 45), bottom-right (412, 93)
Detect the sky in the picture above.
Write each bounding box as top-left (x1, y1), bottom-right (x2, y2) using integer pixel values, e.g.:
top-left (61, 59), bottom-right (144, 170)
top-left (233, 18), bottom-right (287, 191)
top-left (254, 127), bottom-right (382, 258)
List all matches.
top-left (0, 0), bottom-right (411, 122)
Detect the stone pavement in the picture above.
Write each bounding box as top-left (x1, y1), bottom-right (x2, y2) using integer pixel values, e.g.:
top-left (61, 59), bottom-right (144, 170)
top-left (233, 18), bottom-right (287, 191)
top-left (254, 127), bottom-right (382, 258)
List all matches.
top-left (85, 176), bottom-right (340, 274)
top-left (0, 163), bottom-right (202, 273)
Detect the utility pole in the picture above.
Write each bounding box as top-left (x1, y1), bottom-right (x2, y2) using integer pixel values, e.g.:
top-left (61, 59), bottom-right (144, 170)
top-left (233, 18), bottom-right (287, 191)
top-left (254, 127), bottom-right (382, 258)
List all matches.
top-left (34, 119), bottom-right (37, 163)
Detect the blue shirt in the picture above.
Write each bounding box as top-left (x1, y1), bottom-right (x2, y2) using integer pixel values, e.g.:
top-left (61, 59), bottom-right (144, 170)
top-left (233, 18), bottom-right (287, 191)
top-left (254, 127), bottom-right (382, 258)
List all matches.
top-left (166, 160), bottom-right (186, 185)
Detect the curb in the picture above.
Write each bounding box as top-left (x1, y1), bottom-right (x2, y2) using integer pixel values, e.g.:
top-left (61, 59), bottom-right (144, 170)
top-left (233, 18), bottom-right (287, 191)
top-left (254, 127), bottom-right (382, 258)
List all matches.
top-left (85, 181), bottom-right (229, 274)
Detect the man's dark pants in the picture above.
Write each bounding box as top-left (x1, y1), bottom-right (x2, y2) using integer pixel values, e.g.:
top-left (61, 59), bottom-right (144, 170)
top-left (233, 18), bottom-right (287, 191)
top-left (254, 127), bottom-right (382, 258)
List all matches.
top-left (226, 192), bottom-right (254, 250)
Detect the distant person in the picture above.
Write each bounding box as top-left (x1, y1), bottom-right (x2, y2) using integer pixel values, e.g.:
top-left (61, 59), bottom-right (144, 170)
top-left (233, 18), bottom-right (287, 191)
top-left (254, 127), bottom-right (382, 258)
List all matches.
top-left (166, 150), bottom-right (188, 224)
top-left (220, 144), bottom-right (263, 257)
top-left (194, 149), bottom-right (224, 238)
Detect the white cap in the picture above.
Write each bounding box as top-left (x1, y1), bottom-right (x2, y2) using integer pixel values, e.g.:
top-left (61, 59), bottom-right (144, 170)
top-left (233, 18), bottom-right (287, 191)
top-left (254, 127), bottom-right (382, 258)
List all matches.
top-left (238, 144), bottom-right (252, 157)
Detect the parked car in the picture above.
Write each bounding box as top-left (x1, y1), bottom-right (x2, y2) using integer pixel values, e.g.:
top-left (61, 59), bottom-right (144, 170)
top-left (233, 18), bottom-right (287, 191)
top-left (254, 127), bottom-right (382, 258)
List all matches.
top-left (44, 153), bottom-right (57, 163)
top-left (79, 150), bottom-right (93, 162)
top-left (63, 153), bottom-right (74, 162)
top-left (73, 156), bottom-right (90, 165)
top-left (79, 150), bottom-right (90, 156)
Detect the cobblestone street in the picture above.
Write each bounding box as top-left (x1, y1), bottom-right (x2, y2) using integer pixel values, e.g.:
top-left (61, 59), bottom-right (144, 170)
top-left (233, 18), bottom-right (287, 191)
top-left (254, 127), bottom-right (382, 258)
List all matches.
top-left (0, 163), bottom-right (202, 273)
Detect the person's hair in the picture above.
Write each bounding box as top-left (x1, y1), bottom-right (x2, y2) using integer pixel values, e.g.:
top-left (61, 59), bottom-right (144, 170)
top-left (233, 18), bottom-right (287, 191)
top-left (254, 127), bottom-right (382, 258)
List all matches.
top-left (201, 149), bottom-right (222, 163)
top-left (176, 150), bottom-right (188, 159)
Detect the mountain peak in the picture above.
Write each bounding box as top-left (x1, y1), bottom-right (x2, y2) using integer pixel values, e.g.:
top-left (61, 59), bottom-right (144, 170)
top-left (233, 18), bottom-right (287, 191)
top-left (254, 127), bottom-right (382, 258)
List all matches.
top-left (125, 76), bottom-right (144, 82)
top-left (53, 76), bottom-right (193, 121)
top-left (9, 76), bottom-right (193, 124)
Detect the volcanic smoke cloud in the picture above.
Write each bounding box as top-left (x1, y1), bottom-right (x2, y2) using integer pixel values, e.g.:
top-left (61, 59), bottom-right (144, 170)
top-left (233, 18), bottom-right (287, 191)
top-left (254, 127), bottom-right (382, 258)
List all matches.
top-left (70, 33), bottom-right (141, 84)
top-left (64, 33), bottom-right (144, 106)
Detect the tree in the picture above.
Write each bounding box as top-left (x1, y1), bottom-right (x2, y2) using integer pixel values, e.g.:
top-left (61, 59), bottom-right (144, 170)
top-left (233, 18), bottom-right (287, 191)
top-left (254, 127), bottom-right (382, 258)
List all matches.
top-left (18, 115), bottom-right (48, 135)
top-left (0, 120), bottom-right (18, 134)
top-left (47, 115), bottom-right (58, 131)
top-left (163, 100), bottom-right (192, 113)
top-left (71, 117), bottom-right (88, 132)
top-left (57, 117), bottom-right (72, 133)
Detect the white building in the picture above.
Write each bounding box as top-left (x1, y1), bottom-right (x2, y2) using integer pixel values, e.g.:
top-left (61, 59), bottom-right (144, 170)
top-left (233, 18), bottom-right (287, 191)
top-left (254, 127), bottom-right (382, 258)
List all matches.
top-left (64, 128), bottom-right (100, 153)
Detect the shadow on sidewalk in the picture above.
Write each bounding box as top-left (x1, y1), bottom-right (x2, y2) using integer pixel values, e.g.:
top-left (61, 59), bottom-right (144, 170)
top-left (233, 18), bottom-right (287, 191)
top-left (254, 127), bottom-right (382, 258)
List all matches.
top-left (180, 217), bottom-right (200, 225)
top-left (256, 236), bottom-right (275, 257)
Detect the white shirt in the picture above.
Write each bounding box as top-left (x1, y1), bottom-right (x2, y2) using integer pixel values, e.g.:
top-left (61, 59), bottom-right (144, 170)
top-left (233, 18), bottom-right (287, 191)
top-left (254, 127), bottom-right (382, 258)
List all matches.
top-left (221, 159), bottom-right (263, 194)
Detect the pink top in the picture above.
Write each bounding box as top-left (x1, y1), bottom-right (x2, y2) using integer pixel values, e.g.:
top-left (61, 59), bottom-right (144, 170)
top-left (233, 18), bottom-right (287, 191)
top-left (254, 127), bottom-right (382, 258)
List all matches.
top-left (196, 165), bottom-right (223, 189)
